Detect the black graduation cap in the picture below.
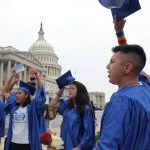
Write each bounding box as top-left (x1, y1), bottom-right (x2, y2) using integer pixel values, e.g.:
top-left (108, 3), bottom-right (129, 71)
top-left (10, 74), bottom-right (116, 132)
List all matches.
top-left (99, 0), bottom-right (141, 20)
top-left (56, 70), bottom-right (75, 89)
top-left (18, 80), bottom-right (36, 96)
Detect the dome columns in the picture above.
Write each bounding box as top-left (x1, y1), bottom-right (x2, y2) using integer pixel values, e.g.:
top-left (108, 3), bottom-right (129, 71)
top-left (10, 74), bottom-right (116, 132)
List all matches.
top-left (45, 66), bottom-right (60, 79)
top-left (0, 61), bottom-right (4, 87)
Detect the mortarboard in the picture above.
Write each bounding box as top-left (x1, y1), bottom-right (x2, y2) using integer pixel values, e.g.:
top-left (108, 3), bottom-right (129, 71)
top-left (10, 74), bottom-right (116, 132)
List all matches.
top-left (99, 0), bottom-right (141, 20)
top-left (56, 70), bottom-right (75, 89)
top-left (18, 80), bottom-right (36, 96)
top-left (111, 0), bottom-right (141, 20)
top-left (99, 0), bottom-right (124, 9)
top-left (27, 77), bottom-right (36, 88)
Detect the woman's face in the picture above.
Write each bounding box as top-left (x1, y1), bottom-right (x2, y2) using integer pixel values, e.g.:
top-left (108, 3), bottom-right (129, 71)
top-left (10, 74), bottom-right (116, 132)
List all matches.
top-left (69, 84), bottom-right (77, 99)
top-left (16, 90), bottom-right (28, 105)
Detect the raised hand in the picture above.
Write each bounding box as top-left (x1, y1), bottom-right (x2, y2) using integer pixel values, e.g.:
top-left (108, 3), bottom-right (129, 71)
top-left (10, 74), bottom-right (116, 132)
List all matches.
top-left (29, 68), bottom-right (38, 78)
top-left (14, 73), bottom-right (19, 84)
top-left (113, 18), bottom-right (126, 33)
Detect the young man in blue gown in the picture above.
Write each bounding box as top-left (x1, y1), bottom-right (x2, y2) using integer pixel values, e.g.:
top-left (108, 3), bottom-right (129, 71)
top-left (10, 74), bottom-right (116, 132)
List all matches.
top-left (93, 19), bottom-right (150, 150)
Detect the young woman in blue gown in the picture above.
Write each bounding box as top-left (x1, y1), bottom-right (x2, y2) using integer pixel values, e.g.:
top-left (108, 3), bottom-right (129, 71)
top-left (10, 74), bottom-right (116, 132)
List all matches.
top-left (52, 81), bottom-right (96, 150)
top-left (2, 69), bottom-right (46, 150)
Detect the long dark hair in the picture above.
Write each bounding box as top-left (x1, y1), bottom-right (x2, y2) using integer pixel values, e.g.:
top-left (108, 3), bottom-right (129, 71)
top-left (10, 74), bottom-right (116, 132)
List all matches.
top-left (67, 81), bottom-right (94, 118)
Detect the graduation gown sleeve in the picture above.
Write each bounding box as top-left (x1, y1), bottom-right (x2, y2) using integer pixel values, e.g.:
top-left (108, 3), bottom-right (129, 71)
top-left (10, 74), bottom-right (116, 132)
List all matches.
top-left (5, 92), bottom-right (16, 113)
top-left (33, 84), bottom-right (46, 133)
top-left (139, 74), bottom-right (150, 86)
top-left (57, 99), bottom-right (68, 115)
top-left (32, 84), bottom-right (46, 117)
top-left (93, 96), bottom-right (130, 150)
top-left (0, 101), bottom-right (6, 137)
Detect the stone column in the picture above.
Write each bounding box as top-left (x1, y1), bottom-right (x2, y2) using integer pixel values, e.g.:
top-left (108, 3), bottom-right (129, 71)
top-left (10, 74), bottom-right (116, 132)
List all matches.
top-left (7, 60), bottom-right (11, 79)
top-left (52, 67), bottom-right (54, 77)
top-left (46, 66), bottom-right (48, 76)
top-left (19, 72), bottom-right (22, 81)
top-left (49, 67), bottom-right (51, 76)
top-left (26, 67), bottom-right (30, 82)
top-left (48, 67), bottom-right (50, 76)
top-left (57, 68), bottom-right (58, 76)
top-left (47, 67), bottom-right (49, 75)
top-left (0, 61), bottom-right (4, 87)
top-left (24, 67), bottom-right (27, 82)
top-left (14, 62), bottom-right (17, 67)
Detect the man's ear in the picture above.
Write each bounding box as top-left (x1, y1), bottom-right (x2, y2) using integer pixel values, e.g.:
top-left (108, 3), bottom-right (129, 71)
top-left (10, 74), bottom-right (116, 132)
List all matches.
top-left (123, 63), bottom-right (133, 75)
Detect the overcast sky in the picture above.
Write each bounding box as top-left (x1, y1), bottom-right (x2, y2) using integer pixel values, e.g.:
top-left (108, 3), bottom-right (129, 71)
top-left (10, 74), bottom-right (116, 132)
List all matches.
top-left (0, 0), bottom-right (150, 102)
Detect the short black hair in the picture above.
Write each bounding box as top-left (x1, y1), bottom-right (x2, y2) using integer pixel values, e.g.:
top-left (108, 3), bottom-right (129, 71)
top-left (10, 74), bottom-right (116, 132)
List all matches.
top-left (112, 44), bottom-right (146, 74)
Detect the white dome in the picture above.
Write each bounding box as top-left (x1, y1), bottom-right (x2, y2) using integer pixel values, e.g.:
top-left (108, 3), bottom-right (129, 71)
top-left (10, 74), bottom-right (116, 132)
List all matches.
top-left (29, 23), bottom-right (54, 53)
top-left (28, 23), bottom-right (62, 80)
top-left (29, 40), bottom-right (54, 53)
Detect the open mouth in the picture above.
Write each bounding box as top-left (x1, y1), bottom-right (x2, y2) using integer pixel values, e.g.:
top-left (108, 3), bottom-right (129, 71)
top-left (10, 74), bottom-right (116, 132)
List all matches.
top-left (16, 98), bottom-right (20, 101)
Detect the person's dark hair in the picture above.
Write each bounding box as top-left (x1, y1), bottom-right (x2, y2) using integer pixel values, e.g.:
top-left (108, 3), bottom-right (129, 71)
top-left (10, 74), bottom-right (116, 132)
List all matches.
top-left (112, 44), bottom-right (146, 75)
top-left (67, 81), bottom-right (95, 118)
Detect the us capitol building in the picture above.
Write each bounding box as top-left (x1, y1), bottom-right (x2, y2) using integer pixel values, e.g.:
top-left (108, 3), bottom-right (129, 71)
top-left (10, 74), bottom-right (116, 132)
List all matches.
top-left (0, 24), bottom-right (105, 108)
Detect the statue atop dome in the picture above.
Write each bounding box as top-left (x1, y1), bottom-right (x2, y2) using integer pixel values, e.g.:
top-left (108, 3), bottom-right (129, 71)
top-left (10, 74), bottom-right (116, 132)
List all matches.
top-left (28, 23), bottom-right (62, 80)
top-left (29, 23), bottom-right (54, 53)
top-left (40, 22), bottom-right (43, 31)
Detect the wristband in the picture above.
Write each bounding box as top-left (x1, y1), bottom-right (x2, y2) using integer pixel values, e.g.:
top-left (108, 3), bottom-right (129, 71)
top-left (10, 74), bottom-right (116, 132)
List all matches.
top-left (116, 31), bottom-right (127, 45)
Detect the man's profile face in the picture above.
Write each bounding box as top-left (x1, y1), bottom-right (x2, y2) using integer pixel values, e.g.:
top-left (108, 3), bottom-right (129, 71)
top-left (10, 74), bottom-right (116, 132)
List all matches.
top-left (106, 52), bottom-right (126, 85)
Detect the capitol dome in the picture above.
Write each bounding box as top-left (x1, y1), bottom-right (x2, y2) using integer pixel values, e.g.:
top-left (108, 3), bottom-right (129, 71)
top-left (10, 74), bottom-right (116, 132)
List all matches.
top-left (29, 23), bottom-right (61, 79)
top-left (29, 23), bottom-right (54, 53)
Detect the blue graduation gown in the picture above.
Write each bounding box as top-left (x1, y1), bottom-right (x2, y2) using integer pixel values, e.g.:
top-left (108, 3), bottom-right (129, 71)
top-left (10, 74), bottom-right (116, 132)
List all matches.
top-left (34, 85), bottom-right (46, 134)
top-left (0, 100), bottom-right (6, 137)
top-left (139, 74), bottom-right (150, 85)
top-left (58, 99), bottom-right (95, 150)
top-left (4, 85), bottom-right (46, 150)
top-left (93, 75), bottom-right (150, 150)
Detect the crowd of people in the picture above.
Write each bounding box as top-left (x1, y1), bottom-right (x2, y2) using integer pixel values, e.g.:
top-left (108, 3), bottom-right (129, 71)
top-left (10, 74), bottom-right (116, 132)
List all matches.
top-left (1, 6), bottom-right (150, 150)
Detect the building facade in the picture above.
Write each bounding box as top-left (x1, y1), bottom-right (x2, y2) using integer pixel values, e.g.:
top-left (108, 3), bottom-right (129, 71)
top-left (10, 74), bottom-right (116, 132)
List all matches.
top-left (0, 24), bottom-right (61, 102)
top-left (89, 92), bottom-right (105, 109)
top-left (0, 24), bottom-right (105, 106)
